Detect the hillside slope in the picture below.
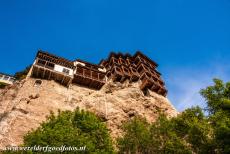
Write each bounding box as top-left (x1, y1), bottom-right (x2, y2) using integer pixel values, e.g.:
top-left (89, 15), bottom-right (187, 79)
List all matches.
top-left (0, 78), bottom-right (178, 147)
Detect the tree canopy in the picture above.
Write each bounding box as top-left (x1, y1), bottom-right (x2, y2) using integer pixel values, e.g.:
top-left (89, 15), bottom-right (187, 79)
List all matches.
top-left (118, 79), bottom-right (230, 154)
top-left (21, 109), bottom-right (114, 153)
top-left (14, 65), bottom-right (31, 80)
top-left (3, 78), bottom-right (230, 154)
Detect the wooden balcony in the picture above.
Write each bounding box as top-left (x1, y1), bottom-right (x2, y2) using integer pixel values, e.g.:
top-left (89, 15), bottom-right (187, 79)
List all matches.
top-left (126, 57), bottom-right (132, 66)
top-left (109, 57), bottom-right (119, 67)
top-left (129, 67), bottom-right (140, 81)
top-left (137, 63), bottom-right (151, 77)
top-left (118, 57), bottom-right (128, 66)
top-left (101, 51), bottom-right (167, 97)
top-left (73, 65), bottom-right (106, 89)
top-left (157, 88), bottom-right (167, 97)
top-left (121, 65), bottom-right (131, 78)
top-left (32, 65), bottom-right (73, 87)
top-left (110, 66), bottom-right (124, 82)
top-left (140, 76), bottom-right (154, 91)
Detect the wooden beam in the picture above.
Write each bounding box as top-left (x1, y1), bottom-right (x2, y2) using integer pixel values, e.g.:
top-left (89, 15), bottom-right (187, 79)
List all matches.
top-left (42, 69), bottom-right (46, 79)
top-left (36, 66), bottom-right (39, 77)
top-left (48, 71), bottom-right (51, 80)
top-left (61, 76), bottom-right (65, 84)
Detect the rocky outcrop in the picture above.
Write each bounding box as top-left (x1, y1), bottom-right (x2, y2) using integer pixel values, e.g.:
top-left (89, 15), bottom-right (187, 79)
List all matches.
top-left (0, 78), bottom-right (178, 147)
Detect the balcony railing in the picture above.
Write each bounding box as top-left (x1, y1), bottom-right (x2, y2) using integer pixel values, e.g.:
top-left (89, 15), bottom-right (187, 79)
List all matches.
top-left (36, 58), bottom-right (55, 70)
top-left (34, 58), bottom-right (73, 78)
top-left (75, 67), bottom-right (106, 82)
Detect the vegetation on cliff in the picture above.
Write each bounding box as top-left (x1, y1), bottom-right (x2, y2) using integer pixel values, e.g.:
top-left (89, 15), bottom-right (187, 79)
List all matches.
top-left (0, 82), bottom-right (7, 89)
top-left (20, 109), bottom-right (114, 154)
top-left (118, 79), bottom-right (230, 154)
top-left (3, 79), bottom-right (229, 154)
top-left (14, 65), bottom-right (31, 80)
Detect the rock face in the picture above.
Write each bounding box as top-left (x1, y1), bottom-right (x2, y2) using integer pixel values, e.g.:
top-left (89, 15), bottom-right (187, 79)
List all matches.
top-left (0, 78), bottom-right (178, 147)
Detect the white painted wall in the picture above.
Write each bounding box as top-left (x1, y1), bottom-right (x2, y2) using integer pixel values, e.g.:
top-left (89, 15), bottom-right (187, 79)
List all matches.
top-left (0, 75), bottom-right (15, 85)
top-left (98, 67), bottom-right (106, 72)
top-left (73, 61), bottom-right (86, 67)
top-left (54, 64), bottom-right (74, 76)
top-left (74, 60), bottom-right (106, 73)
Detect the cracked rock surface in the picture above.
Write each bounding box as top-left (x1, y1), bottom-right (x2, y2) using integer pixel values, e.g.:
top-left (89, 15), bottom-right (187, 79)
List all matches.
top-left (0, 78), bottom-right (178, 147)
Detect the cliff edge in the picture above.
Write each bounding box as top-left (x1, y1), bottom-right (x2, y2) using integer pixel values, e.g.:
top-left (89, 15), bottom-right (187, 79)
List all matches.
top-left (0, 78), bottom-right (178, 147)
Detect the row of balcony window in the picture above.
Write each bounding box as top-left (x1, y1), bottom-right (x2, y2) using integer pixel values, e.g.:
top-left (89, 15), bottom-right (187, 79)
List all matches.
top-left (36, 59), bottom-right (70, 75)
top-left (0, 74), bottom-right (15, 82)
top-left (37, 54), bottom-right (75, 69)
top-left (75, 67), bottom-right (106, 81)
top-left (104, 55), bottom-right (156, 70)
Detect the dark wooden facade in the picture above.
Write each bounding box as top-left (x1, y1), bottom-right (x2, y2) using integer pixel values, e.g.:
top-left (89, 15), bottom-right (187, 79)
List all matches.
top-left (100, 51), bottom-right (167, 96)
top-left (31, 51), bottom-right (75, 86)
top-left (72, 59), bottom-right (106, 89)
top-left (31, 50), bottom-right (167, 96)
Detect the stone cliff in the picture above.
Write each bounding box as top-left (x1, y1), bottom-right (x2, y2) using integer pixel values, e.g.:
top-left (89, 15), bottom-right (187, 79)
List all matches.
top-left (0, 78), bottom-right (178, 147)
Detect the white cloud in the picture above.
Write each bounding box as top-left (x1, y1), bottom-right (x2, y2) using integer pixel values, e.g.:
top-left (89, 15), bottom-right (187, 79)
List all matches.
top-left (165, 60), bottom-right (230, 112)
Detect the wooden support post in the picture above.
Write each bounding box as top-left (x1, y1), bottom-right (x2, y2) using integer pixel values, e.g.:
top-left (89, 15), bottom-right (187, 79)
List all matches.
top-left (67, 78), bottom-right (72, 87)
top-left (61, 76), bottom-right (65, 84)
top-left (45, 61), bottom-right (47, 67)
top-left (48, 71), bottom-right (51, 80)
top-left (37, 67), bottom-right (39, 77)
top-left (90, 70), bottom-right (92, 79)
top-left (42, 69), bottom-right (46, 78)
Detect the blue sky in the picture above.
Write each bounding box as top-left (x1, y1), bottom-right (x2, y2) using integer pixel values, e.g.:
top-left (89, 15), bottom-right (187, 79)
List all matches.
top-left (0, 0), bottom-right (230, 111)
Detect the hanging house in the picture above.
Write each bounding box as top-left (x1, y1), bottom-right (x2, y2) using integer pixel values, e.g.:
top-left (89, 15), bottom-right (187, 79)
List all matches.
top-left (0, 73), bottom-right (16, 85)
top-left (31, 51), bottom-right (75, 86)
top-left (99, 51), bottom-right (167, 96)
top-left (29, 50), bottom-right (167, 96)
top-left (72, 59), bottom-right (106, 89)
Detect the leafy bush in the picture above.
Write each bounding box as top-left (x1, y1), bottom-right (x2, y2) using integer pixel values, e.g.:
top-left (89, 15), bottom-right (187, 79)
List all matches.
top-left (201, 79), bottom-right (230, 153)
top-left (21, 108), bottom-right (114, 153)
top-left (3, 78), bottom-right (230, 154)
top-left (118, 113), bottom-right (195, 154)
top-left (0, 82), bottom-right (7, 89)
top-left (118, 79), bottom-right (230, 154)
top-left (117, 117), bottom-right (152, 154)
top-left (14, 65), bottom-right (31, 80)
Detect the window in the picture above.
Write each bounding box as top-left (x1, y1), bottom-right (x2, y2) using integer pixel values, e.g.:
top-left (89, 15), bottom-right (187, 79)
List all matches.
top-left (46, 62), bottom-right (55, 69)
top-left (37, 59), bottom-right (46, 66)
top-left (3, 76), bottom-right (9, 80)
top-left (9, 78), bottom-right (15, 82)
top-left (34, 79), bottom-right (42, 87)
top-left (76, 67), bottom-right (83, 74)
top-left (62, 68), bottom-right (70, 75)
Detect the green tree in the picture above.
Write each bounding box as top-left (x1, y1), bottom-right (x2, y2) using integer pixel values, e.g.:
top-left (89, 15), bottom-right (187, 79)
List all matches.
top-left (0, 82), bottom-right (7, 89)
top-left (171, 107), bottom-right (214, 154)
top-left (117, 117), bottom-right (152, 154)
top-left (22, 108), bottom-right (114, 154)
top-left (117, 115), bottom-right (192, 154)
top-left (150, 114), bottom-right (192, 154)
top-left (14, 65), bottom-right (31, 80)
top-left (201, 79), bottom-right (230, 154)
top-left (118, 108), bottom-right (214, 154)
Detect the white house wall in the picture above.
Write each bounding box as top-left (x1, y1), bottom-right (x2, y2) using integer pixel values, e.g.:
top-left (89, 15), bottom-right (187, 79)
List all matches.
top-left (74, 60), bottom-right (106, 73)
top-left (0, 75), bottom-right (15, 85)
top-left (98, 68), bottom-right (106, 72)
top-left (73, 61), bottom-right (86, 67)
top-left (54, 64), bottom-right (74, 76)
top-left (0, 79), bottom-right (13, 85)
